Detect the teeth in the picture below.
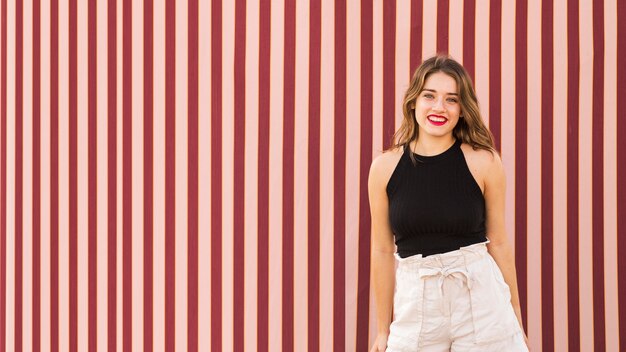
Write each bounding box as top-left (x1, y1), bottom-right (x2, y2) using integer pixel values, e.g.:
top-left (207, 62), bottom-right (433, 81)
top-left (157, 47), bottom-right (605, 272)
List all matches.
top-left (429, 116), bottom-right (446, 122)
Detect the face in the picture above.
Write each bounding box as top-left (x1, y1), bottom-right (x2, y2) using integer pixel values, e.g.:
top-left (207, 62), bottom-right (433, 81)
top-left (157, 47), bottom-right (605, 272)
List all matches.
top-left (413, 71), bottom-right (462, 139)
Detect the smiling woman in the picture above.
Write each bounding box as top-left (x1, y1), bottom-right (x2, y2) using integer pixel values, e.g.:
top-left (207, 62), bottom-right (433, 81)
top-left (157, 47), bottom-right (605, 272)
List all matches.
top-left (369, 55), bottom-right (529, 352)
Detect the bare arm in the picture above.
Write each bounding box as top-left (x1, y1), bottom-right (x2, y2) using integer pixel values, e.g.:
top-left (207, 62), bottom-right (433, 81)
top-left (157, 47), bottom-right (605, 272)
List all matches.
top-left (368, 155), bottom-right (398, 351)
top-left (481, 153), bottom-right (526, 334)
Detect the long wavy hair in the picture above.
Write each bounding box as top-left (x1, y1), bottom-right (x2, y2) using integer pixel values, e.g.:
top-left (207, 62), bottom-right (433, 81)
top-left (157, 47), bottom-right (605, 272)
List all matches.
top-left (390, 55), bottom-right (496, 160)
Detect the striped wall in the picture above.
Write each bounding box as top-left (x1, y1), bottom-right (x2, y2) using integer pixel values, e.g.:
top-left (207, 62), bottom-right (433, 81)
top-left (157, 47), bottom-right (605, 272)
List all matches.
top-left (1, 0), bottom-right (625, 351)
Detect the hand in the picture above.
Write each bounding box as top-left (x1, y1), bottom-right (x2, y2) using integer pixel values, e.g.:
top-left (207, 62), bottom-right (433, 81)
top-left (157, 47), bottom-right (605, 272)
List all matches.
top-left (370, 333), bottom-right (389, 352)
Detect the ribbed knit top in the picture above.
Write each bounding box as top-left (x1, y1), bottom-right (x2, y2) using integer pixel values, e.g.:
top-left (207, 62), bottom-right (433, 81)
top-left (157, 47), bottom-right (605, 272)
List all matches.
top-left (386, 139), bottom-right (487, 258)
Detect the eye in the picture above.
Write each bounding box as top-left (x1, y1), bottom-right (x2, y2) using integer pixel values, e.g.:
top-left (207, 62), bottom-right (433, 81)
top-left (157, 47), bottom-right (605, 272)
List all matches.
top-left (446, 97), bottom-right (458, 103)
top-left (422, 93), bottom-right (435, 99)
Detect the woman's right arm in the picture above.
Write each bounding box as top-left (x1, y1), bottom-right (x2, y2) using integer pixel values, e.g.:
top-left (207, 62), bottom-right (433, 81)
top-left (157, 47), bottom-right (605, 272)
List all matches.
top-left (368, 155), bottom-right (398, 352)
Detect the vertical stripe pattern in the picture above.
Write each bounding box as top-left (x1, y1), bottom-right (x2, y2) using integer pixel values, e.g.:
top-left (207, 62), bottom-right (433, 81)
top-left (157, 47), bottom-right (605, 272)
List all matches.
top-left (0, 1), bottom-right (625, 351)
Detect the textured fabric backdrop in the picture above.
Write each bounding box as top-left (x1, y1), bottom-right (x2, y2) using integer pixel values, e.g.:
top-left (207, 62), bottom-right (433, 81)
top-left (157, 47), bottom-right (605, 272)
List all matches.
top-left (1, 0), bottom-right (625, 351)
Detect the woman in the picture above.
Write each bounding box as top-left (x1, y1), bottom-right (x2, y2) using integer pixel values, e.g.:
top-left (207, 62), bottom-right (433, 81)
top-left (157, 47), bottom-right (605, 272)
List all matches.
top-left (369, 55), bottom-right (529, 352)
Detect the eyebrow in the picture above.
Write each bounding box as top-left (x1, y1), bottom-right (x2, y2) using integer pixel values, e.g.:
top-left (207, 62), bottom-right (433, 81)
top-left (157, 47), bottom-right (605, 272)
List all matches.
top-left (422, 88), bottom-right (458, 96)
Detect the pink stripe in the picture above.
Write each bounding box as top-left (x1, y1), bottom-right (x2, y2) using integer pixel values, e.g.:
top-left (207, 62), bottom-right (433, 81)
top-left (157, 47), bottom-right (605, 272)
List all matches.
top-left (39, 0), bottom-right (51, 347)
top-left (293, 0), bottom-right (309, 348)
top-left (499, 0), bottom-right (515, 249)
top-left (151, 0), bottom-right (165, 348)
top-left (267, 1), bottom-right (284, 350)
top-left (0, 0), bottom-right (6, 347)
top-left (473, 0), bottom-right (488, 124)
top-left (462, 0), bottom-right (475, 79)
top-left (446, 0), bottom-right (462, 62)
top-left (23, 0), bottom-right (35, 348)
top-left (174, 0), bottom-right (188, 349)
top-left (15, 0), bottom-right (23, 348)
top-left (421, 0), bottom-right (436, 57)
top-left (603, 1), bottom-right (619, 349)
top-left (75, 0), bottom-right (87, 348)
top-left (68, 0), bottom-right (77, 349)
top-left (553, 0), bottom-right (570, 348)
top-left (95, 0), bottom-right (108, 347)
top-left (196, 0), bottom-right (211, 348)
top-left (344, 0), bottom-right (360, 349)
top-left (616, 0), bottom-right (626, 347)
top-left (526, 0), bottom-right (542, 348)
top-left (220, 1), bottom-right (233, 350)
top-left (130, 0), bottom-right (144, 348)
top-left (382, 0), bottom-right (394, 148)
top-left (209, 0), bottom-right (223, 350)
top-left (318, 0), bottom-right (334, 349)
top-left (577, 1), bottom-right (594, 349)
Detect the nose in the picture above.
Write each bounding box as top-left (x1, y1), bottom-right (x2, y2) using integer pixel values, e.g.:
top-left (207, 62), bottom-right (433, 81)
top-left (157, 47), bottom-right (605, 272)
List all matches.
top-left (432, 97), bottom-right (445, 111)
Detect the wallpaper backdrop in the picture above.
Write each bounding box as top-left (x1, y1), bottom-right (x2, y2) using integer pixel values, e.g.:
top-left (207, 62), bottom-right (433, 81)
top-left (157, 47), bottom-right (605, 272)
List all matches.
top-left (1, 0), bottom-right (626, 351)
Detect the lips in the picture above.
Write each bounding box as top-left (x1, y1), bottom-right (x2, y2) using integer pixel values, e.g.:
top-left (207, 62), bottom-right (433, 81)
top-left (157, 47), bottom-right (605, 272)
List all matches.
top-left (427, 114), bottom-right (448, 126)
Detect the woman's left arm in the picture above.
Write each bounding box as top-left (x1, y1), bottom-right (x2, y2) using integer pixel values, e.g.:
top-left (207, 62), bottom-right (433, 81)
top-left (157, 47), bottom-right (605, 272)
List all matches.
top-left (481, 152), bottom-right (527, 337)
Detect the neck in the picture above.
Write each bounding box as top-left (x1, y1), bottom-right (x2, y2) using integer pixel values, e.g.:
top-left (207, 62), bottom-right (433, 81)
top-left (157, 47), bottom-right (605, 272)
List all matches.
top-left (411, 135), bottom-right (456, 156)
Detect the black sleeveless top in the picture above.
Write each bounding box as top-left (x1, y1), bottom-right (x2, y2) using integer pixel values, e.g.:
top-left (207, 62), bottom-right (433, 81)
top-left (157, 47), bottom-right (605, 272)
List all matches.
top-left (386, 139), bottom-right (487, 258)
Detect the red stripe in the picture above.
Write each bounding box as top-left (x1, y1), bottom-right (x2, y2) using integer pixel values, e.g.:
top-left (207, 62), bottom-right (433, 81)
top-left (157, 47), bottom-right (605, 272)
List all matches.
top-left (436, 0), bottom-right (448, 53)
top-left (122, 0), bottom-right (132, 349)
top-left (308, 1), bottom-right (321, 350)
top-left (0, 0), bottom-right (5, 347)
top-left (566, 0), bottom-right (580, 348)
top-left (462, 0), bottom-right (475, 79)
top-left (68, 0), bottom-right (78, 348)
top-left (591, 0), bottom-right (606, 350)
top-left (514, 0), bottom-right (528, 330)
top-left (210, 0), bottom-right (222, 350)
top-left (49, 0), bottom-right (59, 348)
top-left (357, 0), bottom-right (373, 350)
top-left (282, 0), bottom-right (295, 349)
top-left (15, 0), bottom-right (23, 348)
top-left (382, 0), bottom-right (395, 148)
top-left (32, 0), bottom-right (41, 349)
top-left (540, 0), bottom-right (554, 350)
top-left (233, 0), bottom-right (245, 349)
top-left (232, 33), bottom-right (246, 352)
top-left (107, 0), bottom-right (118, 348)
top-left (164, 0), bottom-right (175, 348)
top-left (409, 0), bottom-right (422, 72)
top-left (88, 0), bottom-right (97, 348)
top-left (187, 0), bottom-right (199, 350)
top-left (333, 0), bottom-right (346, 350)
top-left (616, 0), bottom-right (626, 348)
top-left (489, 0), bottom-right (501, 151)
top-left (257, 0), bottom-right (271, 351)
top-left (142, 0), bottom-right (153, 349)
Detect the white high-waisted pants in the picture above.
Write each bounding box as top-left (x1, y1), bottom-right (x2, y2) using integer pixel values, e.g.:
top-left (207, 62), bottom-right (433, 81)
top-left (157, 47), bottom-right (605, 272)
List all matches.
top-left (386, 242), bottom-right (528, 352)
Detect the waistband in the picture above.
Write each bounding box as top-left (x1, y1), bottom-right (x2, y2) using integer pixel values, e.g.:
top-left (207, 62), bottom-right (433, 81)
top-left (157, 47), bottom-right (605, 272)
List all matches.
top-left (395, 240), bottom-right (490, 271)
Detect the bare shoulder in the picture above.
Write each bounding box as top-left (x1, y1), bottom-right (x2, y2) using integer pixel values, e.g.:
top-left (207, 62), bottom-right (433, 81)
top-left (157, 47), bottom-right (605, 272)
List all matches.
top-left (460, 143), bottom-right (504, 191)
top-left (369, 147), bottom-right (404, 189)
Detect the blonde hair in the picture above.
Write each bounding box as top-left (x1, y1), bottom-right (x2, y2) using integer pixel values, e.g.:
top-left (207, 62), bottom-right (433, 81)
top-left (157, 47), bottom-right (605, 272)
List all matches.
top-left (390, 54), bottom-right (496, 159)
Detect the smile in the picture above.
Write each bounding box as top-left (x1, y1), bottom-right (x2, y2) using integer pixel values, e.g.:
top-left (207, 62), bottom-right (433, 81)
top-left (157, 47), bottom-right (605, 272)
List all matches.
top-left (427, 115), bottom-right (448, 126)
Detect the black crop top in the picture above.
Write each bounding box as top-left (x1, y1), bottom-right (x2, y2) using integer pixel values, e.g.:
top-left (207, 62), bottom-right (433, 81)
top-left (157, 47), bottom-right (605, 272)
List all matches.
top-left (386, 139), bottom-right (487, 258)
